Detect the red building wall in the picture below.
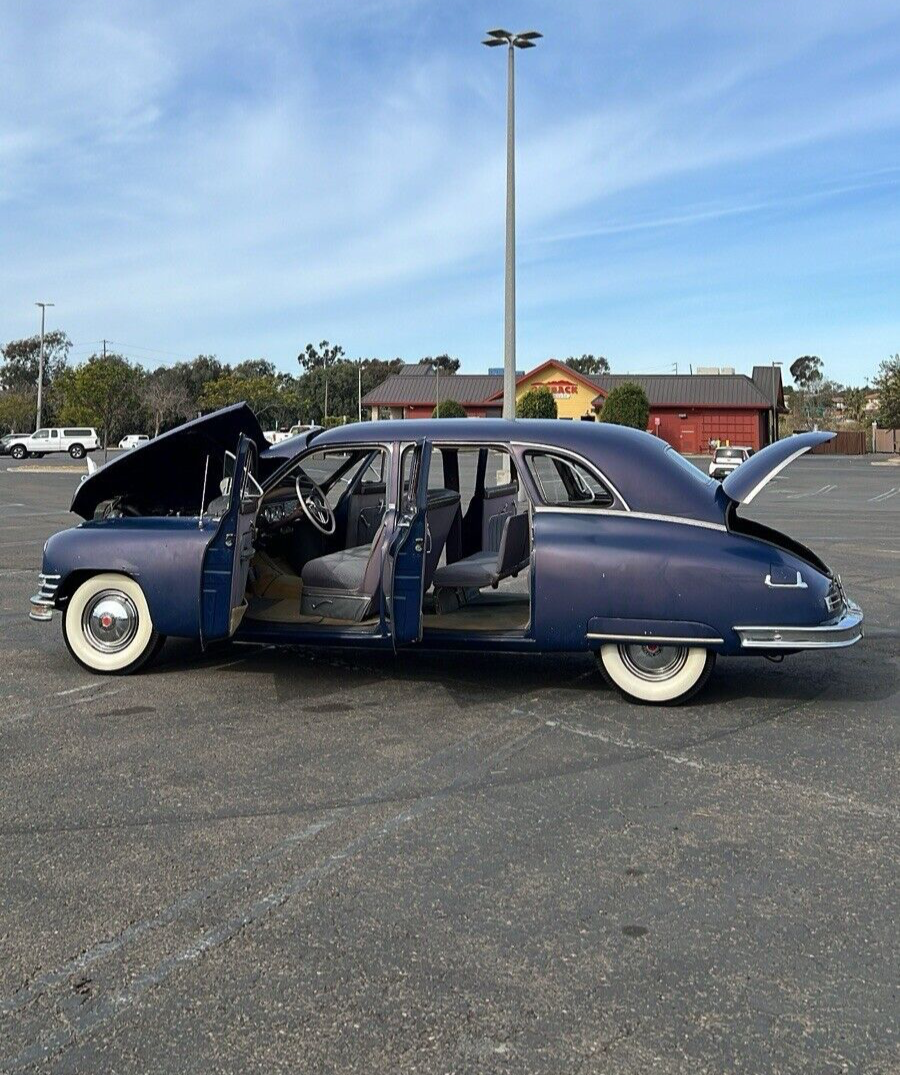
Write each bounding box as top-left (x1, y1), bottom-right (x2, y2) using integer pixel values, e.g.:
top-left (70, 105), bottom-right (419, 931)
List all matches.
top-left (648, 408), bottom-right (766, 453)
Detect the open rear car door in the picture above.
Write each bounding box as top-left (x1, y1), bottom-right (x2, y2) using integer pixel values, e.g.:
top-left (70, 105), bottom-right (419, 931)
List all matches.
top-left (720, 431), bottom-right (834, 504)
top-left (201, 434), bottom-right (263, 644)
top-left (383, 439), bottom-right (431, 650)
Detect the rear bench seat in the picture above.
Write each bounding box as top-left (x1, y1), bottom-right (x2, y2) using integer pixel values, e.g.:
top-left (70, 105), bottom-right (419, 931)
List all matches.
top-left (432, 511), bottom-right (530, 592)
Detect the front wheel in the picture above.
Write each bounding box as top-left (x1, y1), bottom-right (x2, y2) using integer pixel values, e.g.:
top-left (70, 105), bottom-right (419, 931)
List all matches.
top-left (11, 445), bottom-right (27, 459)
top-left (63, 573), bottom-right (165, 674)
top-left (596, 643), bottom-right (715, 705)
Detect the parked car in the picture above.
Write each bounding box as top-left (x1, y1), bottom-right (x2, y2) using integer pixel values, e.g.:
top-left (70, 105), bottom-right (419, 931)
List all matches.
top-left (263, 430), bottom-right (292, 445)
top-left (119, 434), bottom-right (150, 450)
top-left (708, 445), bottom-right (754, 480)
top-left (0, 433), bottom-right (22, 456)
top-left (30, 406), bottom-right (862, 704)
top-left (5, 427), bottom-right (99, 460)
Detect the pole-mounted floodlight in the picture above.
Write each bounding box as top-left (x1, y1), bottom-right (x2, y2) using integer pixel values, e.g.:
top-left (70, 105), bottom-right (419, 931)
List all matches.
top-left (483, 29), bottom-right (542, 419)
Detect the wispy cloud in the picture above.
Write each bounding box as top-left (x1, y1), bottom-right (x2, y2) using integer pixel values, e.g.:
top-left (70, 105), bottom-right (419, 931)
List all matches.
top-left (0, 0), bottom-right (898, 381)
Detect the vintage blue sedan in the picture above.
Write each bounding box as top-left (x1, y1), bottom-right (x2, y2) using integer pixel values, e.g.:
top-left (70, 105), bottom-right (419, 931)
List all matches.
top-left (30, 406), bottom-right (863, 704)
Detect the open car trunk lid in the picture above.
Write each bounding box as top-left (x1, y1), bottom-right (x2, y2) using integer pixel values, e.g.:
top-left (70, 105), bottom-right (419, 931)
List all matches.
top-left (70, 403), bottom-right (269, 520)
top-left (720, 431), bottom-right (834, 505)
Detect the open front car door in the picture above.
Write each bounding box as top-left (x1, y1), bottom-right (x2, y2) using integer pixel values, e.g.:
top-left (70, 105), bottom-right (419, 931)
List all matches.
top-left (383, 439), bottom-right (431, 650)
top-left (201, 434), bottom-right (263, 644)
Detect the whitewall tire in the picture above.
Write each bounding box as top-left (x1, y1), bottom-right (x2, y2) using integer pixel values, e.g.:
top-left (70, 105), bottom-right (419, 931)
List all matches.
top-left (63, 573), bottom-right (164, 674)
top-left (597, 643), bottom-right (715, 705)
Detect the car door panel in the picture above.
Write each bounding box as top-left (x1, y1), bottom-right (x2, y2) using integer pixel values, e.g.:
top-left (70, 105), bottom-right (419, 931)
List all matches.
top-left (200, 435), bottom-right (261, 644)
top-left (382, 440), bottom-right (431, 648)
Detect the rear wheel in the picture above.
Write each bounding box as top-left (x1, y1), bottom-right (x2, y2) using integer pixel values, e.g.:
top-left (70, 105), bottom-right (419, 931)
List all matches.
top-left (596, 643), bottom-right (715, 705)
top-left (63, 573), bottom-right (165, 674)
top-left (69, 443), bottom-right (85, 459)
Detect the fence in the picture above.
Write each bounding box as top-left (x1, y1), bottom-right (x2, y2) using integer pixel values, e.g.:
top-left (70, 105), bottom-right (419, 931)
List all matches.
top-left (808, 430), bottom-right (867, 455)
top-left (874, 428), bottom-right (900, 454)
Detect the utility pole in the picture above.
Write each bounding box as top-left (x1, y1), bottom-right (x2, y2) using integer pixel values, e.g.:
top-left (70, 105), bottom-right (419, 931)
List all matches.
top-left (34, 302), bottom-right (54, 429)
top-left (483, 28), bottom-right (541, 420)
top-left (357, 361), bottom-right (363, 422)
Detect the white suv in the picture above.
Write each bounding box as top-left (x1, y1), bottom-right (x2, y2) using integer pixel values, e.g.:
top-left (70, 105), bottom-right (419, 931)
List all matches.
top-left (4, 427), bottom-right (100, 460)
top-left (708, 445), bottom-right (753, 480)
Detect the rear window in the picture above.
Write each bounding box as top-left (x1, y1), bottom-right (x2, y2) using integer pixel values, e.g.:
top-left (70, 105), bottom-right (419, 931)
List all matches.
top-left (524, 451), bottom-right (614, 508)
top-left (715, 448), bottom-right (744, 460)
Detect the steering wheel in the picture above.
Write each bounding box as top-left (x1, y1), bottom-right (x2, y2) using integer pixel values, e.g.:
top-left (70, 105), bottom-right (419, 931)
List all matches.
top-left (295, 475), bottom-right (336, 535)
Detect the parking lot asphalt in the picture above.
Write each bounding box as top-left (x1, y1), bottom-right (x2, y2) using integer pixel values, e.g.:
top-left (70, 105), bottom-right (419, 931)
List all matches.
top-left (0, 452), bottom-right (897, 1074)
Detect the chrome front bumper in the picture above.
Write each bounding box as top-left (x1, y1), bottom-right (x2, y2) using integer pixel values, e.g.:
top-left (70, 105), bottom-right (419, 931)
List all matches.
top-left (734, 599), bottom-right (863, 650)
top-left (29, 573), bottom-right (60, 621)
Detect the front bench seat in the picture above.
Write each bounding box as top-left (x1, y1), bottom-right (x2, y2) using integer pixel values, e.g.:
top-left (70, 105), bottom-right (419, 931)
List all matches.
top-left (300, 488), bottom-right (461, 620)
top-left (432, 511), bottom-right (530, 591)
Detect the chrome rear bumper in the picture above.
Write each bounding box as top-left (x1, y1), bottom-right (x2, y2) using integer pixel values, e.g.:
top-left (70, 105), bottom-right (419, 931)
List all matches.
top-left (734, 600), bottom-right (863, 650)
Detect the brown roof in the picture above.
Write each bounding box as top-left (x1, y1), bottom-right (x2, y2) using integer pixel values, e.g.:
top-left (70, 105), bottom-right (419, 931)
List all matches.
top-left (361, 373), bottom-right (502, 407)
top-left (590, 374), bottom-right (773, 409)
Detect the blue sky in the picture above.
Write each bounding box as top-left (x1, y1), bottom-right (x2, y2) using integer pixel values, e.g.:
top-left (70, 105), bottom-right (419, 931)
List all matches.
top-left (1, 0), bottom-right (898, 385)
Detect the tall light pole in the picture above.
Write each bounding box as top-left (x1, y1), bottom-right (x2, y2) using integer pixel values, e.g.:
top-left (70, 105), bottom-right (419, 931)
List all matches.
top-left (771, 360), bottom-right (783, 443)
top-left (34, 302), bottom-right (54, 430)
top-left (483, 28), bottom-right (542, 420)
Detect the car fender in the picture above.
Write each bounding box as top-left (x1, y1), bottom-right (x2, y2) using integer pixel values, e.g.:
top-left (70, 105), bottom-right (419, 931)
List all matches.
top-left (531, 510), bottom-right (830, 655)
top-left (41, 519), bottom-right (216, 638)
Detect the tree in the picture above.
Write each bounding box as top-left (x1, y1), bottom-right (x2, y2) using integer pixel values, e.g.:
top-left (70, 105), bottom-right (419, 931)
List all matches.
top-left (789, 355), bottom-right (823, 390)
top-left (599, 382), bottom-right (650, 430)
top-left (516, 386), bottom-right (557, 419)
top-left (563, 354), bottom-right (610, 376)
top-left (0, 330), bottom-right (71, 394)
top-left (233, 358), bottom-right (276, 379)
top-left (0, 392), bottom-right (35, 434)
top-left (56, 353), bottom-right (146, 457)
top-left (297, 340), bottom-right (345, 372)
top-left (142, 367), bottom-right (192, 437)
top-left (199, 372), bottom-right (294, 424)
top-left (842, 386), bottom-right (869, 426)
top-left (875, 354), bottom-right (900, 429)
top-left (432, 399), bottom-right (467, 418)
top-left (420, 354), bottom-right (460, 373)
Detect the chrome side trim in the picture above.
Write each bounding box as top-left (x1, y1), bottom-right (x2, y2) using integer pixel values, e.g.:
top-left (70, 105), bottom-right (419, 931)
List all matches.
top-left (741, 446), bottom-right (810, 505)
top-left (534, 506), bottom-right (727, 532)
top-left (587, 633), bottom-right (724, 645)
top-left (764, 571), bottom-right (808, 589)
top-left (734, 601), bottom-right (863, 649)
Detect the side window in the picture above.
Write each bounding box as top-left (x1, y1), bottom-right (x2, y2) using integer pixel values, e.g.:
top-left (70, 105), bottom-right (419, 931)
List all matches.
top-left (484, 447), bottom-right (517, 493)
top-left (50, 429), bottom-right (59, 439)
top-left (33, 429), bottom-right (49, 440)
top-left (525, 451), bottom-right (615, 508)
top-left (428, 447), bottom-right (447, 490)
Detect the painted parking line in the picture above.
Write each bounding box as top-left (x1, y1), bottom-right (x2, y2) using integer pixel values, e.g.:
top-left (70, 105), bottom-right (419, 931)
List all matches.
top-left (868, 488), bottom-right (899, 502)
top-left (785, 484), bottom-right (837, 499)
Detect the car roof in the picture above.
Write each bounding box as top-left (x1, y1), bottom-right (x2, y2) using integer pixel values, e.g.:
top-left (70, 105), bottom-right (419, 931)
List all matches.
top-left (312, 418), bottom-right (727, 523)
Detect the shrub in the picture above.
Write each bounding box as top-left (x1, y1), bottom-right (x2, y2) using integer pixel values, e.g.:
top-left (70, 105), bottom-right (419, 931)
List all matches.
top-left (516, 386), bottom-right (557, 419)
top-left (432, 399), bottom-right (467, 418)
top-left (599, 382), bottom-right (650, 430)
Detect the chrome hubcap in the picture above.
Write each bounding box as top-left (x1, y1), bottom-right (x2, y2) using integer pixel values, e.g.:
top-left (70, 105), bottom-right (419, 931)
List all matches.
top-left (82, 590), bottom-right (138, 653)
top-left (619, 643), bottom-right (688, 681)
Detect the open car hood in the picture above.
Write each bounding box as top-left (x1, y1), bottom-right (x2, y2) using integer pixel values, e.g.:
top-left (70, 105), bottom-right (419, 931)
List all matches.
top-left (721, 431), bottom-right (834, 505)
top-left (70, 403), bottom-right (269, 519)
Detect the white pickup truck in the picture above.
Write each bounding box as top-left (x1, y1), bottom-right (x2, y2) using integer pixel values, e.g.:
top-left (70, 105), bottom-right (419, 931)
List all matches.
top-left (2, 427), bottom-right (100, 460)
